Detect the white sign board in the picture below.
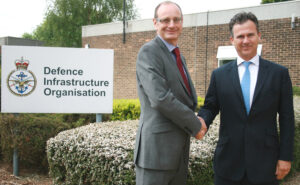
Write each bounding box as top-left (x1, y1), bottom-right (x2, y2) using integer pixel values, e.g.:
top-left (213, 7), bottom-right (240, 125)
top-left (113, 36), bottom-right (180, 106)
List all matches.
top-left (1, 46), bottom-right (114, 113)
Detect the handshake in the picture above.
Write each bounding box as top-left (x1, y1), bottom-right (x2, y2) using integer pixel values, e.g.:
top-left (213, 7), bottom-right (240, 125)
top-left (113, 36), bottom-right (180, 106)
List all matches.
top-left (195, 116), bottom-right (207, 140)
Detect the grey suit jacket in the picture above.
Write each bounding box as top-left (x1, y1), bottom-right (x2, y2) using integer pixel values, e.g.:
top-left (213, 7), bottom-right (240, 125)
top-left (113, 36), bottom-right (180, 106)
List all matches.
top-left (134, 36), bottom-right (201, 170)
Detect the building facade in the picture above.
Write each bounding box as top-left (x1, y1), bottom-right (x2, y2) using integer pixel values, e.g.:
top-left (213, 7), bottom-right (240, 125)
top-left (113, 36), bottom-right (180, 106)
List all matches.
top-left (0, 36), bottom-right (44, 55)
top-left (82, 1), bottom-right (300, 99)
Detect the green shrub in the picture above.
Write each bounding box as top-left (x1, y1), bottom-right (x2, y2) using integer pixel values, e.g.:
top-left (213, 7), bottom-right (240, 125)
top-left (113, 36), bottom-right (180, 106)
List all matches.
top-left (292, 116), bottom-right (300, 171)
top-left (293, 86), bottom-right (300, 96)
top-left (62, 113), bottom-right (96, 126)
top-left (196, 97), bottom-right (205, 112)
top-left (0, 112), bottom-right (95, 167)
top-left (283, 96), bottom-right (300, 183)
top-left (187, 157), bottom-right (214, 185)
top-left (292, 96), bottom-right (300, 171)
top-left (47, 120), bottom-right (138, 185)
top-left (47, 97), bottom-right (299, 184)
top-left (0, 113), bottom-right (70, 171)
top-left (111, 99), bottom-right (141, 120)
top-left (111, 97), bottom-right (204, 121)
top-left (0, 134), bottom-right (2, 161)
top-left (47, 117), bottom-right (219, 185)
top-left (0, 96), bottom-right (206, 171)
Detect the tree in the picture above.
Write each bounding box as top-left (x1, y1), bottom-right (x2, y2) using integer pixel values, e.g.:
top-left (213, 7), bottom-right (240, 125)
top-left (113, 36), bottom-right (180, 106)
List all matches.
top-left (24, 0), bottom-right (138, 47)
top-left (261, 0), bottom-right (293, 4)
top-left (22, 33), bottom-right (35, 40)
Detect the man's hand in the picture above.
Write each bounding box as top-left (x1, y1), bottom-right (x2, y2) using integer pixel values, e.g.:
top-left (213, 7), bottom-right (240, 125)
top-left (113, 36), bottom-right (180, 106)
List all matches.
top-left (195, 117), bottom-right (207, 140)
top-left (275, 160), bottom-right (291, 180)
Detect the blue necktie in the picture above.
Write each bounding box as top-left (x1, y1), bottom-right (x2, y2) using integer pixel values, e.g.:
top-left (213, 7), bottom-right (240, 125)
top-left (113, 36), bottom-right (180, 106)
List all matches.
top-left (241, 62), bottom-right (251, 115)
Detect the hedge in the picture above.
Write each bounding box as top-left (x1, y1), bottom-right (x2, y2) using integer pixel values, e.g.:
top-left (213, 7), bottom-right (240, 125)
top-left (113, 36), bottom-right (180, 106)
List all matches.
top-left (0, 114), bottom-right (70, 170)
top-left (291, 96), bottom-right (300, 174)
top-left (293, 86), bottom-right (300, 96)
top-left (110, 97), bottom-right (204, 121)
top-left (0, 98), bottom-right (204, 171)
top-left (111, 99), bottom-right (141, 121)
top-left (46, 120), bottom-right (218, 185)
top-left (47, 96), bottom-right (300, 184)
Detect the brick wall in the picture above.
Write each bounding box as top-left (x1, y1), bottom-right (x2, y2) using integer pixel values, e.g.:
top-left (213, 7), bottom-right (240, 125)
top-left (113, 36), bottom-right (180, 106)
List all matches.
top-left (82, 17), bottom-right (300, 99)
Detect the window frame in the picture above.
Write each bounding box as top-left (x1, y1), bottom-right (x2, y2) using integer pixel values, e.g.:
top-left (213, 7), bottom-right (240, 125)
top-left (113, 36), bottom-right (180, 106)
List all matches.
top-left (216, 45), bottom-right (262, 67)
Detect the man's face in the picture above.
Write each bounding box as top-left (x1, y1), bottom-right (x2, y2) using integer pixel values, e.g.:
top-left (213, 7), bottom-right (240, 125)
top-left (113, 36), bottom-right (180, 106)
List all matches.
top-left (153, 3), bottom-right (183, 46)
top-left (230, 20), bottom-right (261, 61)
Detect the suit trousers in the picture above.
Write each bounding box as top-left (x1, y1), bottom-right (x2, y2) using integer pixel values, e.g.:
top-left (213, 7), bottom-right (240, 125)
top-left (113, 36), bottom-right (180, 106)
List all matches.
top-left (135, 155), bottom-right (188, 185)
top-left (214, 173), bottom-right (279, 185)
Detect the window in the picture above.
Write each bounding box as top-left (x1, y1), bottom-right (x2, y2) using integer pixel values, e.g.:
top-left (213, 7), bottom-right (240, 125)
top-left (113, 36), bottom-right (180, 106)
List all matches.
top-left (216, 45), bottom-right (262, 67)
top-left (219, 59), bottom-right (234, 66)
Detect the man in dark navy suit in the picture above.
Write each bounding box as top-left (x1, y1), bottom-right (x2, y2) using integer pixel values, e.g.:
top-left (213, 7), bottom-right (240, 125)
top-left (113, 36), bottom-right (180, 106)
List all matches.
top-left (198, 12), bottom-right (294, 185)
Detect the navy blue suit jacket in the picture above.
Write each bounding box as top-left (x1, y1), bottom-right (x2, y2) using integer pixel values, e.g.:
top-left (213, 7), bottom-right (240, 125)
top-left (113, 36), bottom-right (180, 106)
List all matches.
top-left (198, 57), bottom-right (294, 184)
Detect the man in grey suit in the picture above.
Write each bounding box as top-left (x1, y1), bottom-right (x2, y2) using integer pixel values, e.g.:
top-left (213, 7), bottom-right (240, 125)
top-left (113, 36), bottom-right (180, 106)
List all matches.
top-left (134, 1), bottom-right (207, 185)
top-left (198, 12), bottom-right (294, 185)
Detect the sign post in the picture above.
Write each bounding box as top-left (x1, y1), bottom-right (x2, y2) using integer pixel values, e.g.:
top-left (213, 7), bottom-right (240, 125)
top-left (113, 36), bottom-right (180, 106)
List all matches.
top-left (85, 44), bottom-right (103, 123)
top-left (13, 113), bottom-right (19, 176)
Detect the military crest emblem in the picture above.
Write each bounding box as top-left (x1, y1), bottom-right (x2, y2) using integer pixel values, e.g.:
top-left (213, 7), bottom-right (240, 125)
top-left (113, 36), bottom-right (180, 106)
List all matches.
top-left (7, 57), bottom-right (37, 96)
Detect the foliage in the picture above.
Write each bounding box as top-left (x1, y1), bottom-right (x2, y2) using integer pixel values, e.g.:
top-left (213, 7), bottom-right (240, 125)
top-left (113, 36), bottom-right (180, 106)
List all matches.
top-left (292, 96), bottom-right (300, 171)
top-left (47, 120), bottom-right (137, 185)
top-left (47, 118), bottom-right (219, 185)
top-left (0, 54), bottom-right (1, 110)
top-left (56, 99), bottom-right (142, 123)
top-left (62, 113), bottom-right (96, 126)
top-left (109, 97), bottom-right (204, 121)
top-left (47, 97), bottom-right (300, 184)
top-left (0, 56), bottom-right (1, 160)
top-left (187, 158), bottom-right (214, 185)
top-left (196, 97), bottom-right (205, 112)
top-left (24, 0), bottom-right (138, 47)
top-left (0, 96), bottom-right (203, 167)
top-left (293, 86), bottom-right (300, 96)
top-left (292, 115), bottom-right (300, 172)
top-left (113, 97), bottom-right (204, 121)
top-left (283, 96), bottom-right (300, 183)
top-left (111, 99), bottom-right (141, 120)
top-left (0, 114), bottom-right (70, 170)
top-left (22, 33), bottom-right (35, 40)
top-left (0, 112), bottom-right (97, 170)
top-left (261, 0), bottom-right (292, 4)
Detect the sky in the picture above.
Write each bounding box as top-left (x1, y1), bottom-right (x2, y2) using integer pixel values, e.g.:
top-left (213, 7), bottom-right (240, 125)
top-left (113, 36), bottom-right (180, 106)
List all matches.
top-left (0, 0), bottom-right (262, 38)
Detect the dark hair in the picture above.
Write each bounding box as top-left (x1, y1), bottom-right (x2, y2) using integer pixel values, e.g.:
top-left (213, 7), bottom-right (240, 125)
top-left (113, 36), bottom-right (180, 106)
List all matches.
top-left (229, 12), bottom-right (259, 37)
top-left (154, 1), bottom-right (182, 18)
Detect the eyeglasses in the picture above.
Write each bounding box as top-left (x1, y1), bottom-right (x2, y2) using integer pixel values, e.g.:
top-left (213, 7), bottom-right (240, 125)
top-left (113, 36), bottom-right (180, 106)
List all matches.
top-left (156, 17), bottom-right (182, 25)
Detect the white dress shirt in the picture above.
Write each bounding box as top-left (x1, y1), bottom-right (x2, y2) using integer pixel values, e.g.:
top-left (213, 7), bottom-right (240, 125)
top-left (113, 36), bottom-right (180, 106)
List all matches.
top-left (237, 54), bottom-right (259, 108)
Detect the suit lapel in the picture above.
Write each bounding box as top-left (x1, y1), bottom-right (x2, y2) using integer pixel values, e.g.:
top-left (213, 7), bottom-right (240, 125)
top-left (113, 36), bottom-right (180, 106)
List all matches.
top-left (228, 60), bottom-right (244, 105)
top-left (252, 57), bottom-right (270, 107)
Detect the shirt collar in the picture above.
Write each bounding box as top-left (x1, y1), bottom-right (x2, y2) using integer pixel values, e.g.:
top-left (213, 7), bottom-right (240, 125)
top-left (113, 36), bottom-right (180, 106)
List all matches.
top-left (237, 54), bottom-right (260, 66)
top-left (157, 35), bottom-right (177, 52)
